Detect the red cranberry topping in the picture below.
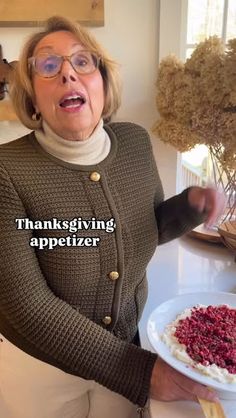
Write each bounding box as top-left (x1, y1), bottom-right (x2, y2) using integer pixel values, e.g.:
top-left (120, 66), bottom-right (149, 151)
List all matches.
top-left (174, 305), bottom-right (236, 374)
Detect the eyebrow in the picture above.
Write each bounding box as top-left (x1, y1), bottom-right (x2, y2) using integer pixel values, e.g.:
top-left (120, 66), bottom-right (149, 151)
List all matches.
top-left (35, 43), bottom-right (83, 54)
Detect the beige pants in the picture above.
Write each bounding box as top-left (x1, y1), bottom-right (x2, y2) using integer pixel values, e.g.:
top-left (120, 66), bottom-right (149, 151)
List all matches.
top-left (0, 334), bottom-right (144, 418)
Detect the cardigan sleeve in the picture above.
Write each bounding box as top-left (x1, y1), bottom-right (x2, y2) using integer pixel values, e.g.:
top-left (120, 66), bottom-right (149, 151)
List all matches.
top-left (0, 164), bottom-right (156, 407)
top-left (155, 187), bottom-right (207, 245)
top-left (148, 144), bottom-right (206, 245)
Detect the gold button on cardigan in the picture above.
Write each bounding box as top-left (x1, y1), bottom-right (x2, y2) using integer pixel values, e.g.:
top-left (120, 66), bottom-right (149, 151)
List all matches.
top-left (90, 171), bottom-right (101, 182)
top-left (102, 316), bottom-right (112, 325)
top-left (109, 271), bottom-right (119, 281)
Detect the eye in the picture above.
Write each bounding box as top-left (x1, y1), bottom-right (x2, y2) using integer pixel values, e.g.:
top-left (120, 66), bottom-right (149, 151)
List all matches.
top-left (36, 55), bottom-right (60, 75)
top-left (44, 60), bottom-right (57, 71)
top-left (73, 53), bottom-right (91, 68)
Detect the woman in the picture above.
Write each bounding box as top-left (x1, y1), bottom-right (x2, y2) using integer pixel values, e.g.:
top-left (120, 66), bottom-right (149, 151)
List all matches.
top-left (0, 16), bottom-right (225, 418)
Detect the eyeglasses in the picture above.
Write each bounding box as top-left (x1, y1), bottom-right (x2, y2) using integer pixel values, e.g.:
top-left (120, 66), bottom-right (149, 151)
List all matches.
top-left (28, 50), bottom-right (101, 78)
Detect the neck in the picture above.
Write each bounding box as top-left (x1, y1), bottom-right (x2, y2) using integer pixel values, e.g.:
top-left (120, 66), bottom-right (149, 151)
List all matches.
top-left (34, 119), bottom-right (111, 165)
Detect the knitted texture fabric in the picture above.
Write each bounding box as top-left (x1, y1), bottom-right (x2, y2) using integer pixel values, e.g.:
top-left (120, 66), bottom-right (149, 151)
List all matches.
top-left (0, 122), bottom-right (204, 406)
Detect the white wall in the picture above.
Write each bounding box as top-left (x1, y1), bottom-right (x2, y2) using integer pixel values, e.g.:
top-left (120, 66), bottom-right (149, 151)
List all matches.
top-left (155, 0), bottom-right (188, 197)
top-left (0, 0), bottom-right (183, 198)
top-left (91, 0), bottom-right (160, 130)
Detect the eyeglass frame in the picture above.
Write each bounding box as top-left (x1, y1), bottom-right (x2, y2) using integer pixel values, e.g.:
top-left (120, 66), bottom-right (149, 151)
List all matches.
top-left (28, 50), bottom-right (102, 78)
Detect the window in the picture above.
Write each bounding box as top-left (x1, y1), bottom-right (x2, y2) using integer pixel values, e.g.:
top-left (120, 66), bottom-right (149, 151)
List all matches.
top-left (181, 0), bottom-right (236, 190)
top-left (186, 0), bottom-right (236, 56)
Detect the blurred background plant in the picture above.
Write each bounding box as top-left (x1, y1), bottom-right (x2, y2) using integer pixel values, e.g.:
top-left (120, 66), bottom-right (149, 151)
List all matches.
top-left (153, 36), bottom-right (236, 223)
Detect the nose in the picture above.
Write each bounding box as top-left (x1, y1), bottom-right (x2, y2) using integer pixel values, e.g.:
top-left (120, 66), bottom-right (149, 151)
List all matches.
top-left (59, 59), bottom-right (77, 84)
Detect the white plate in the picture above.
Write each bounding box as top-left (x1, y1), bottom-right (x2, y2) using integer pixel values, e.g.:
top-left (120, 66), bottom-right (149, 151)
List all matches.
top-left (147, 291), bottom-right (236, 399)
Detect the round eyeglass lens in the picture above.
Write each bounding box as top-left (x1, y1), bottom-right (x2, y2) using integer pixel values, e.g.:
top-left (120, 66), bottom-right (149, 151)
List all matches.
top-left (71, 51), bottom-right (98, 74)
top-left (36, 55), bottom-right (62, 77)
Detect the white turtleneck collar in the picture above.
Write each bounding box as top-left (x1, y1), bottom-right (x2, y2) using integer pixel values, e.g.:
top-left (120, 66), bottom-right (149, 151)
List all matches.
top-left (34, 119), bottom-right (111, 165)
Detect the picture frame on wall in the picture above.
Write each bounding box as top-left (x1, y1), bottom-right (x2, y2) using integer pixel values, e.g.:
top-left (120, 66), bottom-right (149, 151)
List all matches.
top-left (0, 0), bottom-right (104, 27)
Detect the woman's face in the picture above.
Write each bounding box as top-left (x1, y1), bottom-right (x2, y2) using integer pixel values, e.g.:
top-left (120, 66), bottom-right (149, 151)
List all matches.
top-left (32, 31), bottom-right (104, 140)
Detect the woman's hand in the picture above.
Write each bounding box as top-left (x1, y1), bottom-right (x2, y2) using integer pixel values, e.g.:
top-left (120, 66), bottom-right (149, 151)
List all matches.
top-left (150, 358), bottom-right (219, 402)
top-left (187, 186), bottom-right (226, 227)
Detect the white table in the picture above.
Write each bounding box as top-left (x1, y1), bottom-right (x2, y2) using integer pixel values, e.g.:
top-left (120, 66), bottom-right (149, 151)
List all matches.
top-left (139, 235), bottom-right (236, 418)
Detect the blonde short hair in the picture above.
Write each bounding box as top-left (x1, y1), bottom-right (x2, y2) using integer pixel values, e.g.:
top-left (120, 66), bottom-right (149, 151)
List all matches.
top-left (10, 16), bottom-right (122, 130)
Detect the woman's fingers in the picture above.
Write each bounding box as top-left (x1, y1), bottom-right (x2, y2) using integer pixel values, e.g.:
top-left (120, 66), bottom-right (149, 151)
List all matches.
top-left (187, 186), bottom-right (227, 227)
top-left (150, 358), bottom-right (219, 403)
top-left (204, 189), bottom-right (227, 227)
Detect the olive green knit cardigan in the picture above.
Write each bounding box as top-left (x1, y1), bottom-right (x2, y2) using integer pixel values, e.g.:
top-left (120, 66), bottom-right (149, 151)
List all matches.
top-left (0, 122), bottom-right (203, 407)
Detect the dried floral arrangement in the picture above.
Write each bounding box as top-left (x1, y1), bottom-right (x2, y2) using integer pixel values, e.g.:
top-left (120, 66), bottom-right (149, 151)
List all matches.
top-left (153, 36), bottom-right (236, 220)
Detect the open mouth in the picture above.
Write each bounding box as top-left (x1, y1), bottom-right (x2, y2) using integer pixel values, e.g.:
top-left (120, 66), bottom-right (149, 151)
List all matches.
top-left (59, 94), bottom-right (86, 109)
